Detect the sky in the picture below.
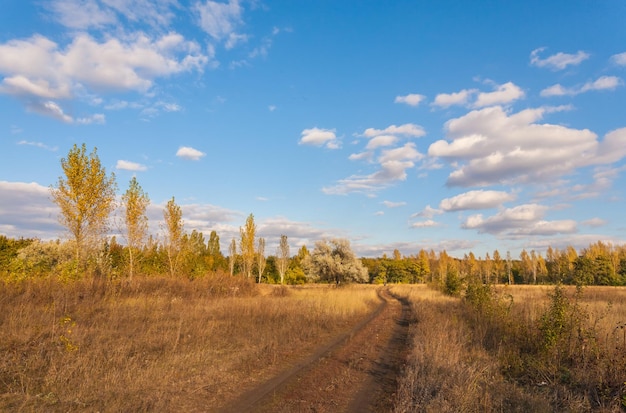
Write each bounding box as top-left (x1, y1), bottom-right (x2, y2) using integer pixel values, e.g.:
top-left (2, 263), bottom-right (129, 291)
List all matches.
top-left (1, 0), bottom-right (626, 259)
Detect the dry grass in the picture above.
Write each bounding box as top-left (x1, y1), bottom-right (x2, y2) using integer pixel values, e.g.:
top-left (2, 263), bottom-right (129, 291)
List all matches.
top-left (391, 284), bottom-right (626, 412)
top-left (0, 276), bottom-right (379, 412)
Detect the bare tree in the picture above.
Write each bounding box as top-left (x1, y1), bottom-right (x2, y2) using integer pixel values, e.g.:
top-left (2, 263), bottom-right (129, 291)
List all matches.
top-left (276, 234), bottom-right (290, 284)
top-left (239, 213), bottom-right (256, 278)
top-left (121, 177), bottom-right (149, 280)
top-left (50, 143), bottom-right (117, 271)
top-left (256, 237), bottom-right (266, 283)
top-left (228, 237), bottom-right (237, 276)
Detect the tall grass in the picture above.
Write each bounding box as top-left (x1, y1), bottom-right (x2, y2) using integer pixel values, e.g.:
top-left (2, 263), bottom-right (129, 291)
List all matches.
top-left (391, 284), bottom-right (626, 412)
top-left (0, 276), bottom-right (378, 412)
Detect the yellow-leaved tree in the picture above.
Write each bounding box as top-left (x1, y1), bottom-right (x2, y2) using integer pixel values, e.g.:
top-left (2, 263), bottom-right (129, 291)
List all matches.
top-left (121, 177), bottom-right (150, 280)
top-left (239, 213), bottom-right (256, 278)
top-left (163, 197), bottom-right (184, 277)
top-left (50, 143), bottom-right (117, 275)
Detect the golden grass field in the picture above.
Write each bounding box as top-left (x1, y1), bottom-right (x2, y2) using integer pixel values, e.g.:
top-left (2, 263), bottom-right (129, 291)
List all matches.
top-left (390, 284), bottom-right (626, 412)
top-left (1, 278), bottom-right (624, 412)
top-left (0, 276), bottom-right (379, 412)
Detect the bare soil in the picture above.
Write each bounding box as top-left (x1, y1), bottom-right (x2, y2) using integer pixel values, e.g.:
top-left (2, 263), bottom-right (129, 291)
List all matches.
top-left (220, 287), bottom-right (411, 413)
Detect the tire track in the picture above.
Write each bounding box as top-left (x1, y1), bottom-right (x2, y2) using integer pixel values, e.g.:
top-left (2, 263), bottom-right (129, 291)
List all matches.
top-left (219, 287), bottom-right (410, 413)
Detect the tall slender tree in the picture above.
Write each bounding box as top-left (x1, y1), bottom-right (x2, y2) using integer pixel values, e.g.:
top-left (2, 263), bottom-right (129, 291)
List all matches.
top-left (121, 177), bottom-right (149, 280)
top-left (239, 213), bottom-right (256, 278)
top-left (276, 234), bottom-right (290, 284)
top-left (228, 237), bottom-right (237, 276)
top-left (50, 143), bottom-right (117, 271)
top-left (257, 237), bottom-right (266, 283)
top-left (163, 197), bottom-right (184, 277)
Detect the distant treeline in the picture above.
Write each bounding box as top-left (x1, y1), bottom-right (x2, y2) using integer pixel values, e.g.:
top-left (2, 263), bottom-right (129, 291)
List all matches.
top-left (1, 234), bottom-right (625, 286)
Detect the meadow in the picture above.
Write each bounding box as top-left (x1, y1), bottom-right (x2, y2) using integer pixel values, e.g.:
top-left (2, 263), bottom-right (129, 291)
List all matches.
top-left (1, 277), bottom-right (625, 412)
top-left (0, 275), bottom-right (379, 412)
top-left (390, 284), bottom-right (626, 412)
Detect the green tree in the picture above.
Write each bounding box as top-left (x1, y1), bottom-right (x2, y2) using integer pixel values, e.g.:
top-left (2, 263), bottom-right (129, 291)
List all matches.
top-left (206, 230), bottom-right (225, 271)
top-left (239, 213), bottom-right (256, 278)
top-left (121, 177), bottom-right (149, 280)
top-left (163, 197), bottom-right (184, 277)
top-left (50, 143), bottom-right (117, 272)
top-left (304, 238), bottom-right (368, 284)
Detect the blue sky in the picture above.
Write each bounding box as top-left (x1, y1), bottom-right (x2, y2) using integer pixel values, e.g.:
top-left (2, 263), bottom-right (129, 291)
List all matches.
top-left (1, 0), bottom-right (626, 258)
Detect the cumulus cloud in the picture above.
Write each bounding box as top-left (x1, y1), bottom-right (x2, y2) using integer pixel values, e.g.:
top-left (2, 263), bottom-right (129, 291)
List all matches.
top-left (612, 52), bottom-right (626, 66)
top-left (366, 135), bottom-right (397, 149)
top-left (541, 76), bottom-right (623, 97)
top-left (394, 93), bottom-right (426, 107)
top-left (0, 181), bottom-right (62, 239)
top-left (322, 143), bottom-right (423, 194)
top-left (0, 32), bottom-right (208, 119)
top-left (428, 106), bottom-right (626, 188)
top-left (362, 123), bottom-right (425, 138)
top-left (299, 127), bottom-right (339, 149)
top-left (473, 82), bottom-right (524, 108)
top-left (116, 160), bottom-right (148, 171)
top-left (411, 205), bottom-right (442, 219)
top-left (462, 203), bottom-right (577, 236)
top-left (530, 47), bottom-right (590, 70)
top-left (439, 190), bottom-right (516, 211)
top-left (176, 146), bottom-right (206, 160)
top-left (432, 89), bottom-right (476, 108)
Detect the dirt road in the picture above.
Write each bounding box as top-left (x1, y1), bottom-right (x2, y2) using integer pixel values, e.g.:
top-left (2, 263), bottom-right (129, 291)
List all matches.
top-left (220, 287), bottom-right (411, 413)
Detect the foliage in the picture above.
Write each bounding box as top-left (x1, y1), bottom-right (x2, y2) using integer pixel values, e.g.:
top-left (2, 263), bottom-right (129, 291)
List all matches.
top-left (50, 143), bottom-right (117, 274)
top-left (163, 197), bottom-right (184, 277)
top-left (304, 238), bottom-right (368, 284)
top-left (239, 213), bottom-right (256, 278)
top-left (121, 176), bottom-right (149, 280)
top-left (276, 234), bottom-right (290, 284)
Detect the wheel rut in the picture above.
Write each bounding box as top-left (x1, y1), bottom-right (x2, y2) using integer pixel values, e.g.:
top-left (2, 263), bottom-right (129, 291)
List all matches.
top-left (219, 287), bottom-right (411, 413)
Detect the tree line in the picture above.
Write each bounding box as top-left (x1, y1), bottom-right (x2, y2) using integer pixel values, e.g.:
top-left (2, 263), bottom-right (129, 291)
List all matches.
top-left (1, 143), bottom-right (625, 287)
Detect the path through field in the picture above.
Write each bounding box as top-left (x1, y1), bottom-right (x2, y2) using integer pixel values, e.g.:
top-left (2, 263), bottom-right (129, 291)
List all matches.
top-left (220, 288), bottom-right (411, 413)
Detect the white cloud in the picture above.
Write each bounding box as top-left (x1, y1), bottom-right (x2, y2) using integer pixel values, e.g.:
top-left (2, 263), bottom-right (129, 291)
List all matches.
top-left (530, 47), bottom-right (590, 70)
top-left (473, 82), bottom-right (524, 108)
top-left (366, 135), bottom-right (397, 149)
top-left (428, 106), bottom-right (626, 188)
top-left (432, 89), bottom-right (476, 108)
top-left (0, 33), bottom-right (208, 119)
top-left (410, 220), bottom-right (438, 228)
top-left (541, 76), bottom-right (623, 97)
top-left (0, 181), bottom-right (62, 239)
top-left (176, 146), bottom-right (206, 160)
top-left (612, 52), bottom-right (626, 66)
top-left (76, 113), bottom-right (106, 124)
top-left (382, 200), bottom-right (406, 208)
top-left (439, 190), bottom-right (516, 211)
top-left (411, 205), bottom-right (442, 219)
top-left (195, 0), bottom-right (243, 41)
top-left (47, 0), bottom-right (117, 29)
top-left (362, 123), bottom-right (425, 138)
top-left (116, 160), bottom-right (148, 171)
top-left (17, 140), bottom-right (58, 151)
top-left (394, 93), bottom-right (426, 107)
top-left (47, 0), bottom-right (179, 29)
top-left (462, 203), bottom-right (577, 236)
top-left (582, 217), bottom-right (606, 227)
top-left (323, 143), bottom-right (422, 194)
top-left (299, 127), bottom-right (339, 149)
